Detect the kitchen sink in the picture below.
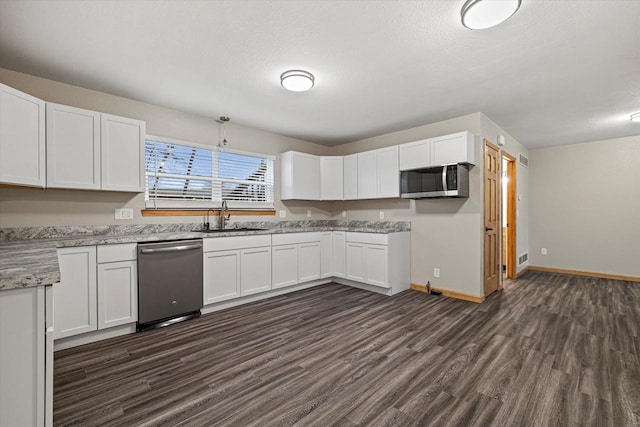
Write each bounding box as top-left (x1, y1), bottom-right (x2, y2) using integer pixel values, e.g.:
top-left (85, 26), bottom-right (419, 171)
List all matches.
top-left (197, 227), bottom-right (267, 233)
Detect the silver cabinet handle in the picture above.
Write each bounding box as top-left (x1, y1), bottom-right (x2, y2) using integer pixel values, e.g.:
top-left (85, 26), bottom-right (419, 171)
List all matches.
top-left (140, 244), bottom-right (202, 254)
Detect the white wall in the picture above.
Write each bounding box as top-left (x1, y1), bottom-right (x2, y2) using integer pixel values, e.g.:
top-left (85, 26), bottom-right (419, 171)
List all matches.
top-left (529, 135), bottom-right (640, 277)
top-left (0, 68), bottom-right (334, 227)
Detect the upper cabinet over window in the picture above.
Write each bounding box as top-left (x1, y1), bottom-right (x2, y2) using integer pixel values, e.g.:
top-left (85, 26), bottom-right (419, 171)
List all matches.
top-left (0, 83), bottom-right (46, 188)
top-left (101, 114), bottom-right (145, 192)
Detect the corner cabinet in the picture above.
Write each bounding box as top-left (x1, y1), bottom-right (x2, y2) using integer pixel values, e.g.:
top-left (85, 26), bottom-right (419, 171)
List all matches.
top-left (271, 233), bottom-right (321, 289)
top-left (0, 83), bottom-right (46, 187)
top-left (320, 156), bottom-right (344, 200)
top-left (280, 151), bottom-right (320, 200)
top-left (0, 285), bottom-right (53, 427)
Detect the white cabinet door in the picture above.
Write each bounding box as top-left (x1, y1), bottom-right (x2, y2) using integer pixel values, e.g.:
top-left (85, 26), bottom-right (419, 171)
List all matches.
top-left (399, 138), bottom-right (430, 171)
top-left (97, 261), bottom-right (138, 329)
top-left (0, 286), bottom-right (46, 427)
top-left (377, 146), bottom-right (399, 198)
top-left (0, 83), bottom-right (46, 187)
top-left (298, 241), bottom-right (321, 282)
top-left (343, 153), bottom-right (358, 200)
top-left (280, 151), bottom-right (320, 200)
top-left (240, 247), bottom-right (271, 295)
top-left (431, 131), bottom-right (475, 166)
top-left (365, 244), bottom-right (388, 288)
top-left (320, 232), bottom-right (333, 278)
top-left (203, 250), bottom-right (241, 304)
top-left (332, 232), bottom-right (346, 278)
top-left (101, 114), bottom-right (146, 192)
top-left (357, 151), bottom-right (377, 199)
top-left (320, 156), bottom-right (343, 200)
top-left (346, 242), bottom-right (366, 282)
top-left (54, 246), bottom-right (97, 339)
top-left (272, 245), bottom-right (298, 288)
top-left (46, 103), bottom-right (101, 190)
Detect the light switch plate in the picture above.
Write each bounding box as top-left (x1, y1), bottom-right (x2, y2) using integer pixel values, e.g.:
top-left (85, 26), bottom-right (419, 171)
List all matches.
top-left (115, 208), bottom-right (133, 220)
top-left (434, 268), bottom-right (440, 278)
top-left (379, 211), bottom-right (385, 220)
top-left (279, 210), bottom-right (286, 218)
top-left (541, 248), bottom-right (547, 255)
top-left (341, 210), bottom-right (347, 218)
top-left (307, 210), bottom-right (311, 218)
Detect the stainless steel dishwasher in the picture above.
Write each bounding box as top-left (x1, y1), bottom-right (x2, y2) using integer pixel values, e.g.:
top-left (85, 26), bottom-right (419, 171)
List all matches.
top-left (137, 239), bottom-right (203, 331)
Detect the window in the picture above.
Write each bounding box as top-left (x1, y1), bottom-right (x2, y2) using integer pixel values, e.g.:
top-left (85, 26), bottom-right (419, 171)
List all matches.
top-left (145, 136), bottom-right (274, 209)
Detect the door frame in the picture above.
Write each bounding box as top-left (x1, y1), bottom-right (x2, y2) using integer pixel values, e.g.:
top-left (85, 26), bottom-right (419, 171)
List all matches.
top-left (502, 152), bottom-right (517, 279)
top-left (483, 140), bottom-right (501, 296)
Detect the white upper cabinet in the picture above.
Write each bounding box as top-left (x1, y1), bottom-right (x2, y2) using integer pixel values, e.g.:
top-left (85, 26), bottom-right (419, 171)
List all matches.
top-left (0, 83), bottom-right (46, 187)
top-left (399, 131), bottom-right (476, 170)
top-left (101, 114), bottom-right (146, 192)
top-left (320, 156), bottom-right (343, 200)
top-left (430, 131), bottom-right (475, 166)
top-left (343, 154), bottom-right (358, 200)
top-left (357, 150), bottom-right (377, 199)
top-left (280, 151), bottom-right (320, 200)
top-left (46, 103), bottom-right (101, 189)
top-left (399, 138), bottom-right (430, 171)
top-left (376, 146), bottom-right (399, 198)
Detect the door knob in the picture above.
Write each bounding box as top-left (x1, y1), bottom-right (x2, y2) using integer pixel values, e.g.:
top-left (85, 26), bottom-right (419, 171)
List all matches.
top-left (485, 227), bottom-right (493, 231)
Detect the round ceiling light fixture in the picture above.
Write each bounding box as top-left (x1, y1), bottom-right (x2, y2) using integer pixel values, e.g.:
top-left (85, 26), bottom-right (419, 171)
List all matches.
top-left (631, 112), bottom-right (640, 122)
top-left (280, 70), bottom-right (315, 92)
top-left (461, 0), bottom-right (522, 30)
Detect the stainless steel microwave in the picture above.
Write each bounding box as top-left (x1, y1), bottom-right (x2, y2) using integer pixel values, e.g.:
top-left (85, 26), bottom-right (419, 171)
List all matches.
top-left (400, 164), bottom-right (469, 199)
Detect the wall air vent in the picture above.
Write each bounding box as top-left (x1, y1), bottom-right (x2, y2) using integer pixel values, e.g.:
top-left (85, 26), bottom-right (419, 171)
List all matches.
top-left (518, 253), bottom-right (529, 265)
top-left (519, 154), bottom-right (529, 167)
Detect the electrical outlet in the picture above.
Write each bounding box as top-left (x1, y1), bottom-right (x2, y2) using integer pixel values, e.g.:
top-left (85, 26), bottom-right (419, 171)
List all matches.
top-left (307, 210), bottom-right (311, 218)
top-left (379, 211), bottom-right (385, 220)
top-left (279, 210), bottom-right (286, 218)
top-left (115, 208), bottom-right (133, 220)
top-left (434, 268), bottom-right (440, 278)
top-left (341, 210), bottom-right (347, 218)
top-left (541, 248), bottom-right (547, 255)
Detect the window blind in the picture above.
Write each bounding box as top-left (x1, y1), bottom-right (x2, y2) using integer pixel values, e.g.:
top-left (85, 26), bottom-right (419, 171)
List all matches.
top-left (145, 137), bottom-right (274, 209)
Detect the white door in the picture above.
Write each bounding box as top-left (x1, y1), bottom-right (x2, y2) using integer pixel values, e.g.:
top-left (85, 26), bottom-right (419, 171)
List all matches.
top-left (377, 146), bottom-right (400, 198)
top-left (346, 242), bottom-right (365, 282)
top-left (46, 103), bottom-right (101, 189)
top-left (0, 83), bottom-right (46, 187)
top-left (332, 232), bottom-right (346, 278)
top-left (343, 154), bottom-right (358, 200)
top-left (101, 114), bottom-right (146, 192)
top-left (320, 156), bottom-right (343, 200)
top-left (272, 245), bottom-right (298, 288)
top-left (357, 151), bottom-right (377, 199)
top-left (365, 244), bottom-right (388, 288)
top-left (0, 287), bottom-right (46, 427)
top-left (320, 232), bottom-right (333, 278)
top-left (399, 139), bottom-right (430, 171)
top-left (203, 250), bottom-right (240, 304)
top-left (240, 247), bottom-right (271, 295)
top-left (293, 152), bottom-right (320, 200)
top-left (97, 261), bottom-right (138, 329)
top-left (298, 241), bottom-right (321, 283)
top-left (54, 246), bottom-right (98, 339)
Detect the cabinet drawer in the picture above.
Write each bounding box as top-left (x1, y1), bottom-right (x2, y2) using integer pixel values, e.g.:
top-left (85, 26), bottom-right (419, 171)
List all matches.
top-left (272, 232), bottom-right (321, 246)
top-left (97, 243), bottom-right (137, 263)
top-left (203, 235), bottom-right (271, 252)
top-left (345, 232), bottom-right (388, 245)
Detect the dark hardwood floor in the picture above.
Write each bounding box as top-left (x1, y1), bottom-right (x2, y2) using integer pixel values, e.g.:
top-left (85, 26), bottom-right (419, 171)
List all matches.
top-left (54, 271), bottom-right (640, 426)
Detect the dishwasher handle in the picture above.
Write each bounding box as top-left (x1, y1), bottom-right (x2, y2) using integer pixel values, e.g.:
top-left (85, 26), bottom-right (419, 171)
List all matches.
top-left (140, 244), bottom-right (202, 254)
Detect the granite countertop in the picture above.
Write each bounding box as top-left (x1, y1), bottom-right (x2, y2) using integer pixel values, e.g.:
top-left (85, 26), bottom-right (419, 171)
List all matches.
top-left (0, 220), bottom-right (410, 292)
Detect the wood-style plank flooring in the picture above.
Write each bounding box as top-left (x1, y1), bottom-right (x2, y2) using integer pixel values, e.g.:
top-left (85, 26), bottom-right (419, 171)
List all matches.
top-left (54, 271), bottom-right (640, 426)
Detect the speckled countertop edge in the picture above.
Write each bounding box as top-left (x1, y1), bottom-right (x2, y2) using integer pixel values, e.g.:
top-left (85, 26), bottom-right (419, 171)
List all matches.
top-left (0, 221), bottom-right (411, 292)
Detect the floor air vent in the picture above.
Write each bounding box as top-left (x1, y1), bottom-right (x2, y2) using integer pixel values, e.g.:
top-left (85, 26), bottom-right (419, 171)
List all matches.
top-left (518, 253), bottom-right (528, 265)
top-left (519, 154), bottom-right (529, 167)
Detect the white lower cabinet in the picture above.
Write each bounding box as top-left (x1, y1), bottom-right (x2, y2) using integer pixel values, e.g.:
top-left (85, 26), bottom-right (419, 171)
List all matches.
top-left (203, 235), bottom-right (272, 304)
top-left (320, 232), bottom-right (333, 278)
top-left (0, 285), bottom-right (52, 427)
top-left (346, 242), bottom-right (366, 282)
top-left (298, 242), bottom-right (321, 282)
top-left (54, 246), bottom-right (98, 339)
top-left (272, 244), bottom-right (298, 289)
top-left (97, 261), bottom-right (138, 329)
top-left (332, 232), bottom-right (346, 278)
top-left (365, 244), bottom-right (388, 287)
top-left (240, 247), bottom-right (271, 295)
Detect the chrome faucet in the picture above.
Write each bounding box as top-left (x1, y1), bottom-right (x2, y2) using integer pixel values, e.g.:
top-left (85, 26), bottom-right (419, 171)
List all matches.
top-left (219, 200), bottom-right (231, 230)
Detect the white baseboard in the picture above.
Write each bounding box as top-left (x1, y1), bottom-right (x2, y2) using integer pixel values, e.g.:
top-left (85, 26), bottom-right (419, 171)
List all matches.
top-left (54, 324), bottom-right (136, 351)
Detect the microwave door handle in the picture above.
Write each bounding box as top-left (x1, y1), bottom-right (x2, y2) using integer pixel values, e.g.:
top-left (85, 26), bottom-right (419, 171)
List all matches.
top-left (442, 167), bottom-right (448, 191)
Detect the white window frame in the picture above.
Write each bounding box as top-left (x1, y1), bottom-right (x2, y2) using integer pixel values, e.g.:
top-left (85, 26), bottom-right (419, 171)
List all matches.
top-left (145, 134), bottom-right (275, 210)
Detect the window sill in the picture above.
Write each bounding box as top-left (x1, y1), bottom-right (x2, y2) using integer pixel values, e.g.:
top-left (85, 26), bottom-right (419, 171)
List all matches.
top-left (141, 209), bottom-right (276, 217)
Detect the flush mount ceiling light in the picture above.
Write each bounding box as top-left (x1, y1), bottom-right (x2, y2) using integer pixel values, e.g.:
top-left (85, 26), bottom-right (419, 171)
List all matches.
top-left (631, 112), bottom-right (640, 122)
top-left (461, 0), bottom-right (522, 30)
top-left (280, 70), bottom-right (314, 92)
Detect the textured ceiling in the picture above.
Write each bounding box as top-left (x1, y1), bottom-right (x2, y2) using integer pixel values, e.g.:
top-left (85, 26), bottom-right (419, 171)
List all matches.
top-left (1, 0), bottom-right (639, 148)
